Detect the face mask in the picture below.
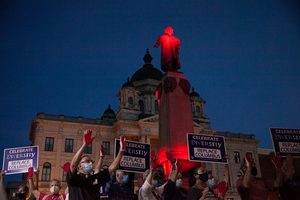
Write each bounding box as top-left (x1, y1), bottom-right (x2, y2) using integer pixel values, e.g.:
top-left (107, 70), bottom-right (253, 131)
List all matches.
top-left (159, 172), bottom-right (165, 180)
top-left (198, 173), bottom-right (208, 182)
top-left (176, 179), bottom-right (182, 187)
top-left (50, 186), bottom-right (59, 194)
top-left (84, 162), bottom-right (93, 173)
top-left (251, 166), bottom-right (257, 176)
top-left (17, 192), bottom-right (26, 199)
top-left (208, 178), bottom-right (215, 187)
top-left (121, 175), bottom-right (129, 184)
top-left (152, 180), bottom-right (158, 188)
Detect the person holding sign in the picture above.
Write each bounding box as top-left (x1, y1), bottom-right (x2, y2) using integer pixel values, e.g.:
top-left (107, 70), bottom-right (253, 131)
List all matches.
top-left (1, 170), bottom-right (29, 200)
top-left (237, 153), bottom-right (283, 200)
top-left (28, 167), bottom-right (67, 200)
top-left (138, 149), bottom-right (166, 200)
top-left (67, 129), bottom-right (125, 200)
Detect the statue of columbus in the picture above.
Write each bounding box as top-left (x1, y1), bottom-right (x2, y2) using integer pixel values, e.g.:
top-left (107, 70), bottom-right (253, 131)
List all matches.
top-left (154, 26), bottom-right (181, 72)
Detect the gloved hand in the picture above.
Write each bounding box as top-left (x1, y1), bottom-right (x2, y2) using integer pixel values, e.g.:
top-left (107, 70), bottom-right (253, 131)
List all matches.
top-left (218, 180), bottom-right (228, 196)
top-left (175, 158), bottom-right (183, 172)
top-left (61, 162), bottom-right (70, 173)
top-left (151, 149), bottom-right (159, 170)
top-left (271, 152), bottom-right (282, 169)
top-left (84, 129), bottom-right (96, 145)
top-left (28, 167), bottom-right (33, 179)
top-left (165, 150), bottom-right (175, 164)
top-left (244, 153), bottom-right (254, 168)
top-left (120, 135), bottom-right (126, 151)
top-left (100, 144), bottom-right (105, 157)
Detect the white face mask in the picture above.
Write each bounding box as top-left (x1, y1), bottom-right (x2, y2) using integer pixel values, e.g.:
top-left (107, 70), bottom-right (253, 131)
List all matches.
top-left (208, 178), bottom-right (215, 187)
top-left (176, 179), bottom-right (182, 187)
top-left (84, 162), bottom-right (93, 173)
top-left (50, 186), bottom-right (59, 194)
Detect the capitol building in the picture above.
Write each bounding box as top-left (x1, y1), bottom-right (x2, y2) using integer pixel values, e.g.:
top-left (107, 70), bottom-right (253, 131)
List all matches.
top-left (28, 49), bottom-right (262, 200)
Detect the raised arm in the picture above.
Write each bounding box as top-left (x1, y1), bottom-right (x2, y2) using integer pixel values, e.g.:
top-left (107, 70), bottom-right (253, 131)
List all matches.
top-left (28, 167), bottom-right (40, 199)
top-left (170, 158), bottom-right (182, 183)
top-left (0, 170), bottom-right (8, 200)
top-left (284, 154), bottom-right (295, 182)
top-left (271, 153), bottom-right (283, 188)
top-left (241, 153), bottom-right (254, 189)
top-left (217, 155), bottom-right (229, 199)
top-left (146, 149), bottom-right (159, 184)
top-left (34, 169), bottom-right (39, 190)
top-left (108, 135), bottom-right (125, 175)
top-left (0, 170), bottom-right (4, 188)
top-left (94, 144), bottom-right (105, 174)
top-left (70, 129), bottom-right (95, 175)
top-left (224, 155), bottom-right (230, 183)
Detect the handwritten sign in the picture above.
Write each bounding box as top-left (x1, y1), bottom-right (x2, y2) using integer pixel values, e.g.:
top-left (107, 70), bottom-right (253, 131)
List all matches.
top-left (270, 128), bottom-right (300, 156)
top-left (2, 146), bottom-right (39, 175)
top-left (115, 140), bottom-right (150, 173)
top-left (187, 133), bottom-right (227, 164)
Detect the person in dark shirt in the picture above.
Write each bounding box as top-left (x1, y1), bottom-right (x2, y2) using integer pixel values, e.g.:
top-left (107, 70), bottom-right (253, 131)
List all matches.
top-left (107, 170), bottom-right (137, 200)
top-left (236, 153), bottom-right (283, 200)
top-left (187, 164), bottom-right (223, 200)
top-left (163, 158), bottom-right (187, 200)
top-left (278, 154), bottom-right (300, 200)
top-left (67, 129), bottom-right (125, 200)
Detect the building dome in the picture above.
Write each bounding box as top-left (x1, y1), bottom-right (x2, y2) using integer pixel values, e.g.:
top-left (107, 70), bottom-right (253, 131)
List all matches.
top-left (101, 105), bottom-right (116, 120)
top-left (190, 88), bottom-right (202, 99)
top-left (122, 77), bottom-right (135, 90)
top-left (131, 49), bottom-right (163, 82)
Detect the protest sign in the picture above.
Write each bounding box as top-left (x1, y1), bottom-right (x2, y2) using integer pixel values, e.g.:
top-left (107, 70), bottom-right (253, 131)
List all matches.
top-left (2, 146), bottom-right (39, 175)
top-left (115, 139), bottom-right (150, 173)
top-left (187, 133), bottom-right (227, 164)
top-left (270, 128), bottom-right (300, 157)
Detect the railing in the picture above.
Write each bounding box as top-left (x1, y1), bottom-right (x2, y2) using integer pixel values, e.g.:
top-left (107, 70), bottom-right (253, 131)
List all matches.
top-left (37, 113), bottom-right (106, 125)
top-left (216, 131), bottom-right (255, 139)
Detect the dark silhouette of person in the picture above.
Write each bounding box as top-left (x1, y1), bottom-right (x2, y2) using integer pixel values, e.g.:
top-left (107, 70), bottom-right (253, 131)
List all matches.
top-left (154, 26), bottom-right (181, 72)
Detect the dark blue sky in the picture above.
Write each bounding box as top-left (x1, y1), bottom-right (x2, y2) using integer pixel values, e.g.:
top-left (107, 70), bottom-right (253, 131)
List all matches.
top-left (1, 0), bottom-right (299, 184)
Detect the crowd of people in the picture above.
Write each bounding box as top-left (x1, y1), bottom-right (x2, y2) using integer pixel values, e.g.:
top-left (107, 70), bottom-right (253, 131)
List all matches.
top-left (0, 129), bottom-right (299, 200)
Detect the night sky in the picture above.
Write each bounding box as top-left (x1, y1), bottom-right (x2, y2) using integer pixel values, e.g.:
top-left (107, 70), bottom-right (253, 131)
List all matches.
top-left (1, 0), bottom-right (299, 184)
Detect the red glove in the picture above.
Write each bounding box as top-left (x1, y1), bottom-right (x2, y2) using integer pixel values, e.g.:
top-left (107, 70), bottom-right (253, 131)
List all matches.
top-left (61, 162), bottom-right (70, 173)
top-left (165, 150), bottom-right (175, 163)
top-left (28, 167), bottom-right (33, 179)
top-left (120, 135), bottom-right (126, 151)
top-left (84, 129), bottom-right (96, 145)
top-left (151, 149), bottom-right (159, 170)
top-left (244, 153), bottom-right (254, 168)
top-left (271, 152), bottom-right (282, 168)
top-left (218, 180), bottom-right (228, 196)
top-left (100, 144), bottom-right (105, 157)
top-left (175, 158), bottom-right (183, 172)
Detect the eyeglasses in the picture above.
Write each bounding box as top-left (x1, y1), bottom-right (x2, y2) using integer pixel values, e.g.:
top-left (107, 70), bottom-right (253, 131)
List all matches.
top-left (80, 159), bottom-right (94, 164)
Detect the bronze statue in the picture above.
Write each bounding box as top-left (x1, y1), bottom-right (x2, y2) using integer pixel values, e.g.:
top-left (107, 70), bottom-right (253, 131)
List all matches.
top-left (154, 26), bottom-right (181, 72)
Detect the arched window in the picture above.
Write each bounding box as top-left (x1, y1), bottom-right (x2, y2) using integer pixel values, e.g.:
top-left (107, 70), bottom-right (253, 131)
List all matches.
top-left (155, 100), bottom-right (159, 112)
top-left (128, 97), bottom-right (133, 105)
top-left (139, 100), bottom-right (144, 112)
top-left (42, 162), bottom-right (51, 181)
top-left (196, 106), bottom-right (200, 113)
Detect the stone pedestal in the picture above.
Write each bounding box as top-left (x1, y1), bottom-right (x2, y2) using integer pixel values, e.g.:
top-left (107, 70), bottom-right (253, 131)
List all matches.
top-left (156, 71), bottom-right (197, 177)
